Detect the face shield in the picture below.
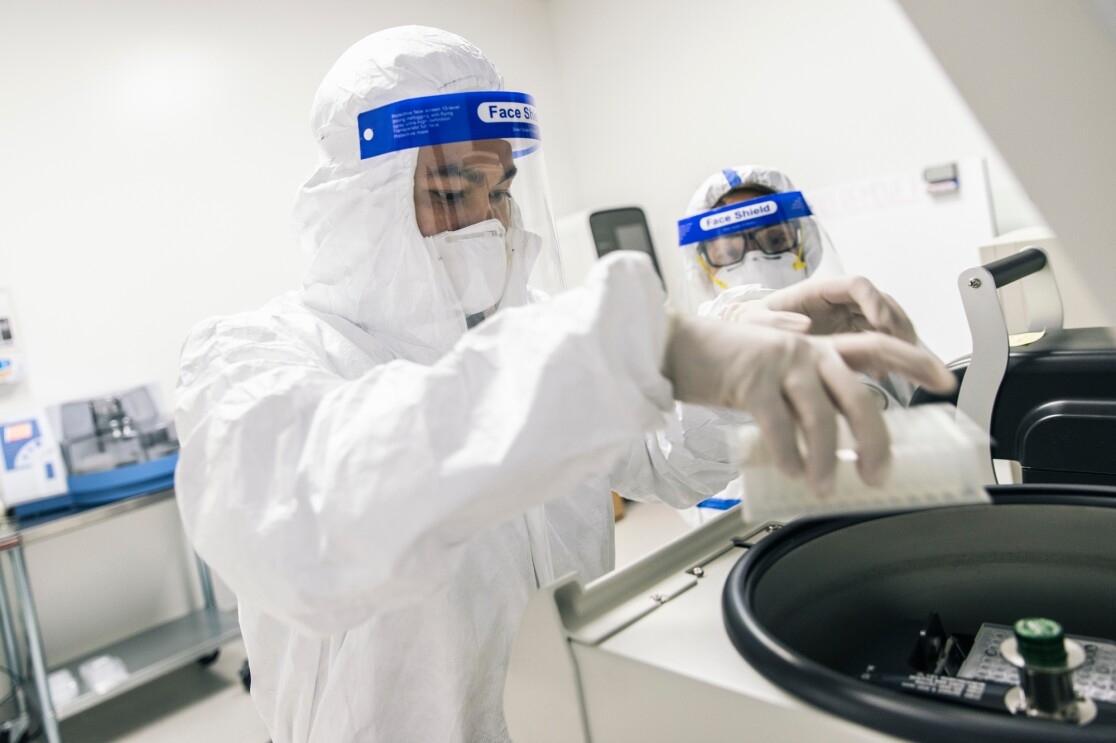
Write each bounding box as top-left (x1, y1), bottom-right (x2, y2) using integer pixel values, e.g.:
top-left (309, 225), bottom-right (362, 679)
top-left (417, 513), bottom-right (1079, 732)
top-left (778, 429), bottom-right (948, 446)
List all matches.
top-left (678, 190), bottom-right (843, 300)
top-left (358, 91), bottom-right (564, 328)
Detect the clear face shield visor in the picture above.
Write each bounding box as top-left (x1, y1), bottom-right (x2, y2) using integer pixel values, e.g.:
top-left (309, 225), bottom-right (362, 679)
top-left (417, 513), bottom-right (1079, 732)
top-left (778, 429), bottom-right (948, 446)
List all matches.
top-left (700, 217), bottom-right (803, 266)
top-left (358, 91), bottom-right (564, 324)
top-left (677, 191), bottom-right (835, 293)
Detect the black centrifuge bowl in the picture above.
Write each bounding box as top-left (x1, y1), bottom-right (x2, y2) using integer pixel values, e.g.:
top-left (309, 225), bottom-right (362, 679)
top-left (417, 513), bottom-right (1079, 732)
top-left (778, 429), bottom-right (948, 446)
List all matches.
top-left (723, 485), bottom-right (1116, 743)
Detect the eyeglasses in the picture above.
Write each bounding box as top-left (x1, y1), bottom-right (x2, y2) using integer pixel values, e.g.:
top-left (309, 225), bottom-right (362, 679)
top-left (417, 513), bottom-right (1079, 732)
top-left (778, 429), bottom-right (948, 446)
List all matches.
top-left (698, 220), bottom-right (801, 268)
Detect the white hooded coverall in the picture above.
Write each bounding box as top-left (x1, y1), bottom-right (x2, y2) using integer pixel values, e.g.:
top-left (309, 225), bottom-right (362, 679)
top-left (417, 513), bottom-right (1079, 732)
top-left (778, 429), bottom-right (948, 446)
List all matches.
top-left (174, 26), bottom-right (737, 742)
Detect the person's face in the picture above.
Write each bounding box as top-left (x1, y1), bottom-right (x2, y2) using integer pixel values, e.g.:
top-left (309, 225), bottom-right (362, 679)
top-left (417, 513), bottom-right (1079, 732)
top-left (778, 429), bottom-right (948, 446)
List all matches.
top-left (413, 139), bottom-right (517, 237)
top-left (702, 187), bottom-right (798, 267)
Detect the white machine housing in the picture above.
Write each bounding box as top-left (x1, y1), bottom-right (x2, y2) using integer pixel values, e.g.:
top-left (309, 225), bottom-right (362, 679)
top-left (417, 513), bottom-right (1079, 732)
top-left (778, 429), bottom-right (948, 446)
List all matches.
top-left (0, 413), bottom-right (68, 510)
top-left (504, 509), bottom-right (897, 742)
top-left (979, 228), bottom-right (1110, 337)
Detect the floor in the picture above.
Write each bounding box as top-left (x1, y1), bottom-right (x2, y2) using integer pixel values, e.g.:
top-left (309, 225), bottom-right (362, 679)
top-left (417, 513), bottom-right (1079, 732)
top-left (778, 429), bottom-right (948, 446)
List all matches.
top-left (56, 640), bottom-right (267, 743)
top-left (613, 498), bottom-right (692, 569)
top-left (52, 501), bottom-right (690, 743)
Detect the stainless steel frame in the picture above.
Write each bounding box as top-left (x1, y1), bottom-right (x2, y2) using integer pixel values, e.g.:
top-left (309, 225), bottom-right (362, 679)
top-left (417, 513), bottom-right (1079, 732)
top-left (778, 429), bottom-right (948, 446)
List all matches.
top-left (0, 490), bottom-right (240, 742)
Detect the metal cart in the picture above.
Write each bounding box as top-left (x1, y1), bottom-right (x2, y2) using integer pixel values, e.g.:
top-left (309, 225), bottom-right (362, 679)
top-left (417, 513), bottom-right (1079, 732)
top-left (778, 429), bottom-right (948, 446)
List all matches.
top-left (0, 489), bottom-right (240, 742)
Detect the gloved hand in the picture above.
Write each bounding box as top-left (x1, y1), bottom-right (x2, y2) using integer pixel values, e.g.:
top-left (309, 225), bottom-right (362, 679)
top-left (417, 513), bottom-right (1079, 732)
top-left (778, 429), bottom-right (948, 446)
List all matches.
top-left (662, 313), bottom-right (956, 494)
top-left (720, 300), bottom-right (812, 334)
top-left (750, 275), bottom-right (917, 343)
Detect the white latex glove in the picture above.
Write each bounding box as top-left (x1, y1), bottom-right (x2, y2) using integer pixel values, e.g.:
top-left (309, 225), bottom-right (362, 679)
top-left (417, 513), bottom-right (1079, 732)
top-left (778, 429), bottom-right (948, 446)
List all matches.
top-left (662, 313), bottom-right (956, 494)
top-left (758, 275), bottom-right (917, 343)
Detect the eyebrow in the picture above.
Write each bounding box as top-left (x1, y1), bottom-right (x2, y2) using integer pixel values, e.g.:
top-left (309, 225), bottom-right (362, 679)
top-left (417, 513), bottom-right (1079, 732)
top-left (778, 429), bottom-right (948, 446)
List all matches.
top-left (432, 163), bottom-right (518, 186)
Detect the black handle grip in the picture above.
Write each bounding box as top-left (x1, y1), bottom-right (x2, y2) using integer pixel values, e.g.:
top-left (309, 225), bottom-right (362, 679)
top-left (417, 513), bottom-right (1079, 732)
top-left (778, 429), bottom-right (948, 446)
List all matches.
top-left (982, 246), bottom-right (1047, 288)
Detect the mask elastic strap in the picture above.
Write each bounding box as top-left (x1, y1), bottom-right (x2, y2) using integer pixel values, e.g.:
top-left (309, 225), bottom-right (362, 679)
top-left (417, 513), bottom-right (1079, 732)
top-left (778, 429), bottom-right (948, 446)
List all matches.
top-left (491, 238), bottom-right (517, 314)
top-left (697, 253), bottom-right (728, 290)
top-left (792, 225), bottom-right (807, 271)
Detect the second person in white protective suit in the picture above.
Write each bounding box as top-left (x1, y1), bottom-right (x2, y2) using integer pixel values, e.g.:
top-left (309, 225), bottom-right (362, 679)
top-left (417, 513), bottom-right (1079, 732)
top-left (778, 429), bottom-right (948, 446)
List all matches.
top-left (676, 165), bottom-right (919, 524)
top-left (173, 26), bottom-right (955, 743)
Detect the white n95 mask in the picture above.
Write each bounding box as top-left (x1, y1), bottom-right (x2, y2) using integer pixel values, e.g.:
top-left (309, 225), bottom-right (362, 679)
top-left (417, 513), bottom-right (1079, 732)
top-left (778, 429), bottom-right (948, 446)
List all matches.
top-left (428, 219), bottom-right (510, 317)
top-left (715, 250), bottom-right (806, 292)
top-left (500, 226), bottom-right (543, 309)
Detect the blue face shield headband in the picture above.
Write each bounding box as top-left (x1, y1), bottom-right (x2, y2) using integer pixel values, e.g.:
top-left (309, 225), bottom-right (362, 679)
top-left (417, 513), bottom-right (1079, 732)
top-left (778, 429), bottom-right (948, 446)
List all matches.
top-left (357, 91), bottom-right (540, 159)
top-left (677, 191), bottom-right (813, 249)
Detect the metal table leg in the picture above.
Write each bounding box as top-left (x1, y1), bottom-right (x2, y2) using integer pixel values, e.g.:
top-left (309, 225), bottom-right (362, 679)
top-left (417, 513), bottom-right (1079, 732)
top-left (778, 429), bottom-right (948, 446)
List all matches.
top-left (0, 563), bottom-right (30, 728)
top-left (10, 545), bottom-right (61, 743)
top-left (194, 554), bottom-right (217, 610)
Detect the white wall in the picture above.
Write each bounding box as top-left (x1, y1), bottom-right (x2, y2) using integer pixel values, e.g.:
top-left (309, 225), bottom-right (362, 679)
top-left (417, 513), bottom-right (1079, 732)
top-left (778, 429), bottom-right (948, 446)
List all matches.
top-left (1, 0), bottom-right (570, 409)
top-left (898, 0), bottom-right (1116, 327)
top-left (544, 0), bottom-right (1046, 309)
top-left (0, 0), bottom-right (567, 665)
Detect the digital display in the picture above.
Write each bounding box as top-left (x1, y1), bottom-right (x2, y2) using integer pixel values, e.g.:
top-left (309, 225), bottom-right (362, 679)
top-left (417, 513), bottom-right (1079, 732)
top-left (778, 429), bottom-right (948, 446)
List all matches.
top-left (589, 207), bottom-right (662, 281)
top-left (615, 223), bottom-right (652, 255)
top-left (3, 422), bottom-right (33, 443)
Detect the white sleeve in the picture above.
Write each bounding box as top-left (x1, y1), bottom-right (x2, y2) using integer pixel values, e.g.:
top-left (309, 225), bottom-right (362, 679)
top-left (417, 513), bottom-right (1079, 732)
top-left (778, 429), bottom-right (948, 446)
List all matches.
top-left (174, 253), bottom-right (673, 636)
top-left (610, 401), bottom-right (749, 508)
top-left (610, 285), bottom-right (753, 507)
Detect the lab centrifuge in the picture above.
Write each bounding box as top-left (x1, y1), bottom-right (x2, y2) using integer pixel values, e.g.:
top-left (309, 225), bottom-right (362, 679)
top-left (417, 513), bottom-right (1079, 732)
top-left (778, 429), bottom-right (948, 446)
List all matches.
top-left (504, 485), bottom-right (1116, 742)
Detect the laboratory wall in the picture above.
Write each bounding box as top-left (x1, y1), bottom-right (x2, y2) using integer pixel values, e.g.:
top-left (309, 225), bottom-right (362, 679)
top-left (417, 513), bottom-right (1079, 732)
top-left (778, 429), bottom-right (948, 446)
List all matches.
top-left (543, 0), bottom-right (1048, 309)
top-left (0, 0), bottom-right (568, 665)
top-left (897, 0), bottom-right (1116, 327)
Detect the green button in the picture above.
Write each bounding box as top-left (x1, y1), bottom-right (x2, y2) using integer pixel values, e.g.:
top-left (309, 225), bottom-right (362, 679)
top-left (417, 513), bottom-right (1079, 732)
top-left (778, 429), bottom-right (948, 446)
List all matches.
top-left (1014, 617), bottom-right (1067, 667)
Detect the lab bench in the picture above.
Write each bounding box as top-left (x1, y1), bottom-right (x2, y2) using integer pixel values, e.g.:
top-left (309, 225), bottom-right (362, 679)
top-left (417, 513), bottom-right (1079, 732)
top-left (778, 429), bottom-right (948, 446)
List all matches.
top-left (0, 489), bottom-right (240, 743)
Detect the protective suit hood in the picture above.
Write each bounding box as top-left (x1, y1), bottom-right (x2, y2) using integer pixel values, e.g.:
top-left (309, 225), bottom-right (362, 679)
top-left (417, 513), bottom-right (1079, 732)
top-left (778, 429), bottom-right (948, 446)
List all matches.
top-left (684, 164), bottom-right (797, 215)
top-left (292, 26), bottom-right (504, 361)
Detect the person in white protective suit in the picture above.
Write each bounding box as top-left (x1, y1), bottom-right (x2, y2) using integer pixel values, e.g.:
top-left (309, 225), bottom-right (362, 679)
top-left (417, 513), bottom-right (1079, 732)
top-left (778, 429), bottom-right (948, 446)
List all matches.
top-left (674, 165), bottom-right (921, 525)
top-left (173, 27), bottom-right (955, 743)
